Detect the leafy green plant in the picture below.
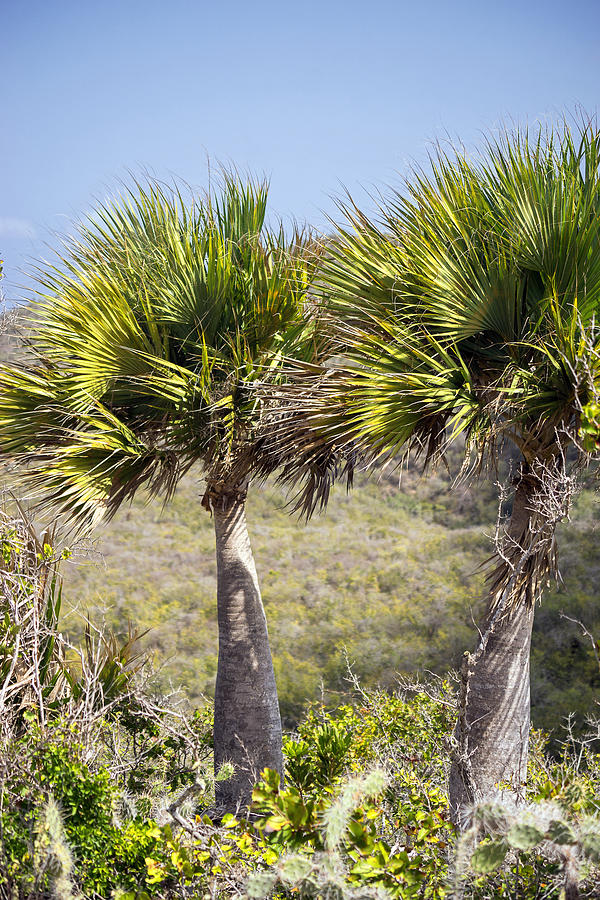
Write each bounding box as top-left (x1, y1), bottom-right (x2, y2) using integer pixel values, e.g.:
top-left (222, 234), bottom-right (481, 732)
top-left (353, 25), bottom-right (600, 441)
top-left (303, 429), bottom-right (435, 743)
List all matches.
top-left (0, 724), bottom-right (158, 895)
top-left (0, 507), bottom-right (215, 898)
top-left (247, 765), bottom-right (450, 899)
top-left (284, 720), bottom-right (354, 793)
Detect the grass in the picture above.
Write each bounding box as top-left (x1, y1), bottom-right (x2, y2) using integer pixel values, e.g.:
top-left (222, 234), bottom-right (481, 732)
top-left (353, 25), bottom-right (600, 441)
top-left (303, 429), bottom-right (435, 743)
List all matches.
top-left (60, 450), bottom-right (600, 731)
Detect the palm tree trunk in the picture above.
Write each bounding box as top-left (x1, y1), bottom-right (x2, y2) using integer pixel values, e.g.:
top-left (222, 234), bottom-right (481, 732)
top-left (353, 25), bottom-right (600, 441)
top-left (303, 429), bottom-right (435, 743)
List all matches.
top-left (449, 474), bottom-right (546, 826)
top-left (212, 493), bottom-right (283, 812)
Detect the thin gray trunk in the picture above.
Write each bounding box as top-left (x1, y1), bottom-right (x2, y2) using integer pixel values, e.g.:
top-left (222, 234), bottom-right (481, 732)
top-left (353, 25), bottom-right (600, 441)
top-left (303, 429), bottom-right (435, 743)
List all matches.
top-left (449, 477), bottom-right (542, 827)
top-left (212, 495), bottom-right (283, 812)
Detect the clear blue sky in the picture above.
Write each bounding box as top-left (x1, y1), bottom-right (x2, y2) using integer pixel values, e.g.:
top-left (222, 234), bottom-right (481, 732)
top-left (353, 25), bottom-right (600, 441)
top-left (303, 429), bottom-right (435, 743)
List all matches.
top-left (1, 0), bottom-right (598, 301)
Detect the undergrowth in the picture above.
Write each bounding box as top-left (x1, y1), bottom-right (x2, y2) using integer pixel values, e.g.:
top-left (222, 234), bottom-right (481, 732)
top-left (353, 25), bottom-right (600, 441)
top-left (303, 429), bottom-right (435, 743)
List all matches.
top-left (2, 506), bottom-right (600, 898)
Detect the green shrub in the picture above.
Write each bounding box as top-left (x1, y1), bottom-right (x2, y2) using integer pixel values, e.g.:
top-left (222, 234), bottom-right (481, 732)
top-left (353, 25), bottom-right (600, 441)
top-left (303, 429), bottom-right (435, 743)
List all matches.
top-left (6, 681), bottom-right (600, 898)
top-left (0, 722), bottom-right (160, 896)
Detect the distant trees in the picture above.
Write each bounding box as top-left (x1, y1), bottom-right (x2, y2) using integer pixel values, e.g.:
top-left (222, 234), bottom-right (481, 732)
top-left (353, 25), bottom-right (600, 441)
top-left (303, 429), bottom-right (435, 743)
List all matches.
top-left (290, 119), bottom-right (600, 823)
top-left (0, 174), bottom-right (329, 810)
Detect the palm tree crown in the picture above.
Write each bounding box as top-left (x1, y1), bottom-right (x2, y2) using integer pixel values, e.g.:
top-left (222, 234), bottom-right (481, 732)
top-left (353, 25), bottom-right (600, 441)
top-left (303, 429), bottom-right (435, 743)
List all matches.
top-left (0, 173), bottom-right (320, 524)
top-left (316, 123), bottom-right (600, 468)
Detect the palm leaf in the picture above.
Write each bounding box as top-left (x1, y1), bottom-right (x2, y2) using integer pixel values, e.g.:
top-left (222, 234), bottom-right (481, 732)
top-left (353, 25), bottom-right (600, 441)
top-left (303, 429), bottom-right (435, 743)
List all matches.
top-left (0, 172), bottom-right (331, 528)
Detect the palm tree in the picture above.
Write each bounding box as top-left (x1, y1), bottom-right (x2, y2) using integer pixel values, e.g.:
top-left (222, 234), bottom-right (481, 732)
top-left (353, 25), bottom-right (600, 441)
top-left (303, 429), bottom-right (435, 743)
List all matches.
top-left (291, 120), bottom-right (600, 824)
top-left (0, 173), bottom-right (325, 810)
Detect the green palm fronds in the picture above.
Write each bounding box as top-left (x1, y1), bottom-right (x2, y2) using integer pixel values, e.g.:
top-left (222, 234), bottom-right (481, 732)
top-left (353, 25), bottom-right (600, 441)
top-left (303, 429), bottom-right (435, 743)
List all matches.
top-left (303, 118), bottom-right (600, 467)
top-left (0, 172), bottom-right (325, 528)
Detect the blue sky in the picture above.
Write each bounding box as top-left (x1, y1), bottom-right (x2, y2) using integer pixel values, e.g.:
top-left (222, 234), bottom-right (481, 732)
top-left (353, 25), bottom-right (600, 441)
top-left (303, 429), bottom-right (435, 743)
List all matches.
top-left (1, 0), bottom-right (599, 301)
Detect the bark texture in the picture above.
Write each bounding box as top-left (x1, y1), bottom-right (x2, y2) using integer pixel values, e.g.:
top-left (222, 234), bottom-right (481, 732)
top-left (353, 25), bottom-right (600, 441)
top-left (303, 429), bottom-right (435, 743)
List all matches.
top-left (449, 476), bottom-right (545, 826)
top-left (212, 495), bottom-right (283, 812)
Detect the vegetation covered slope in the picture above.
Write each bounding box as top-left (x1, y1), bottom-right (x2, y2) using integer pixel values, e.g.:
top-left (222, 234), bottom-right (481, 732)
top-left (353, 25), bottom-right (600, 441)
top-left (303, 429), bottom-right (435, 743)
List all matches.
top-left (2, 491), bottom-right (600, 899)
top-left (60, 452), bottom-right (600, 733)
top-left (3, 303), bottom-right (599, 737)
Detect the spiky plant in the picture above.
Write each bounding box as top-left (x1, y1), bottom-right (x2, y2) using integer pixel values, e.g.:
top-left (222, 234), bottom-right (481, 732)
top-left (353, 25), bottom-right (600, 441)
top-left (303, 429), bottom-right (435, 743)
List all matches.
top-left (0, 173), bottom-right (326, 809)
top-left (33, 795), bottom-right (77, 900)
top-left (285, 119), bottom-right (600, 823)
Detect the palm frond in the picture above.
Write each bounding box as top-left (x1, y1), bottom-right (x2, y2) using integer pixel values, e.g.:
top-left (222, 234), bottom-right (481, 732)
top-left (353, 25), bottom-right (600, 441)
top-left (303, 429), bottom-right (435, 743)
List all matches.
top-left (298, 118), bottom-right (600, 475)
top-left (0, 171), bottom-right (327, 527)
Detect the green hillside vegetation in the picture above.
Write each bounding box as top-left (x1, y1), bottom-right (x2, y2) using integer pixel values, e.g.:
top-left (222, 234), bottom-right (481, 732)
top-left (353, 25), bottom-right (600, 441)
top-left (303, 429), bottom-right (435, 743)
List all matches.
top-left (60, 449), bottom-right (600, 734)
top-left (4, 295), bottom-right (599, 740)
top-left (2, 510), bottom-right (600, 899)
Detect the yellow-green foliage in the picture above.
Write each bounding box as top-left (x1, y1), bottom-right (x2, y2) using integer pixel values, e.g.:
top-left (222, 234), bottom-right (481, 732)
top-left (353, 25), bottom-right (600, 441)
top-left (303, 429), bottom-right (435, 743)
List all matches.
top-left (4, 674), bottom-right (600, 899)
top-left (61, 452), bottom-right (600, 731)
top-left (61, 458), bottom-right (491, 720)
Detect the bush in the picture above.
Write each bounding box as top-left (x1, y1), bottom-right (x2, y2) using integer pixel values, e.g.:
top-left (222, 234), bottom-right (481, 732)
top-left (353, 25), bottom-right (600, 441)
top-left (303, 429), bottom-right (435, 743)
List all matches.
top-left (0, 508), bottom-right (212, 899)
top-left (3, 506), bottom-right (600, 898)
top-left (5, 662), bottom-right (600, 898)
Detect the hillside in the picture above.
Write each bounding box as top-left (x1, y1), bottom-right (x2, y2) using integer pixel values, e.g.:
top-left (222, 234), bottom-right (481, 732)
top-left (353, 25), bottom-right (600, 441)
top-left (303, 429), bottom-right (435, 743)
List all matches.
top-left (60, 452), bottom-right (600, 733)
top-left (2, 310), bottom-right (599, 732)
